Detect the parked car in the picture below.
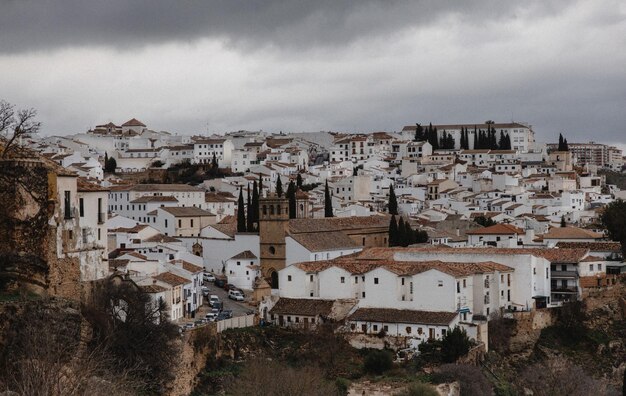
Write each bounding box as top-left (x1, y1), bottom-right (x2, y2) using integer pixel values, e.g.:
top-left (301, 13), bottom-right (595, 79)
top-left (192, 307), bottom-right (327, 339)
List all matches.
top-left (184, 323), bottom-right (194, 330)
top-left (228, 290), bottom-right (245, 301)
top-left (203, 272), bottom-right (216, 282)
top-left (205, 312), bottom-right (217, 321)
top-left (225, 283), bottom-right (244, 293)
top-left (194, 319), bottom-right (205, 327)
top-left (212, 301), bottom-right (223, 311)
top-left (214, 278), bottom-right (226, 288)
top-left (209, 295), bottom-right (220, 307)
top-left (216, 310), bottom-right (233, 321)
top-left (201, 286), bottom-right (210, 296)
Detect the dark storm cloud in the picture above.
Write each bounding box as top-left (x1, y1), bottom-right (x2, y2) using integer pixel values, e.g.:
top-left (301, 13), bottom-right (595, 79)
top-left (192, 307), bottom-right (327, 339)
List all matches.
top-left (0, 0), bottom-right (570, 53)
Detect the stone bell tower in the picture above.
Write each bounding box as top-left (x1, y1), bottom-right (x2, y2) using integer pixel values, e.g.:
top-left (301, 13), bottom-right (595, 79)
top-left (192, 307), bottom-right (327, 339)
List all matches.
top-left (258, 194), bottom-right (289, 289)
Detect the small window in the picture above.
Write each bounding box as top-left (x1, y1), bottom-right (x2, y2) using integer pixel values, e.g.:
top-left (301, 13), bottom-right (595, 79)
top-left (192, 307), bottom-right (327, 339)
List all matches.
top-left (269, 246), bottom-right (276, 254)
top-left (589, 264), bottom-right (593, 271)
top-left (362, 292), bottom-right (365, 298)
top-left (237, 261), bottom-right (241, 266)
top-left (340, 277), bottom-right (345, 283)
top-left (355, 276), bottom-right (358, 284)
top-left (310, 275), bottom-right (314, 282)
top-left (288, 275), bottom-right (292, 282)
top-left (598, 264), bottom-right (602, 271)
top-left (437, 280), bottom-right (443, 287)
top-left (374, 277), bottom-right (379, 285)
top-left (406, 326), bottom-right (412, 334)
top-left (463, 279), bottom-right (466, 288)
top-left (373, 325), bottom-right (378, 331)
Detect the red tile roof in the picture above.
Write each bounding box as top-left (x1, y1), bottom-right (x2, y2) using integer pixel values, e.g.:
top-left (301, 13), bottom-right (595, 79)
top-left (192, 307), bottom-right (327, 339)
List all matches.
top-left (348, 308), bottom-right (457, 326)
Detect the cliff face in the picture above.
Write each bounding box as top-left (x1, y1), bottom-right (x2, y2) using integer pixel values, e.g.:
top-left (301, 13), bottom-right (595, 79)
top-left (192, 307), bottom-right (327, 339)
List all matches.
top-left (0, 158), bottom-right (81, 299)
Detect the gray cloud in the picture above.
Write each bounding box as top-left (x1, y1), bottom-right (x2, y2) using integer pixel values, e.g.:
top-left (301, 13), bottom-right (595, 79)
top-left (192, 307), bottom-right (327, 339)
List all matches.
top-left (0, 0), bottom-right (625, 146)
top-left (0, 0), bottom-right (572, 53)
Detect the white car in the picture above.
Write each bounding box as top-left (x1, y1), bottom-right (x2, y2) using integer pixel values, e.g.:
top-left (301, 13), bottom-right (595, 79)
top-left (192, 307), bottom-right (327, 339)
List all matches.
top-left (209, 295), bottom-right (220, 307)
top-left (228, 290), bottom-right (245, 301)
top-left (203, 273), bottom-right (216, 282)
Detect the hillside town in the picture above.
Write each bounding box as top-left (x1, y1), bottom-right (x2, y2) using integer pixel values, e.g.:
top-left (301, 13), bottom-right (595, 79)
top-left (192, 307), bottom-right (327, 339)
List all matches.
top-left (2, 114), bottom-right (626, 394)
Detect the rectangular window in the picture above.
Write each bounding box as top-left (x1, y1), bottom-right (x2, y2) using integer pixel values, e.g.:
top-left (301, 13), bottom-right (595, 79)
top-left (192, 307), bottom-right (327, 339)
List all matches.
top-left (362, 292), bottom-right (365, 298)
top-left (340, 277), bottom-right (345, 283)
top-left (79, 198), bottom-right (84, 217)
top-left (64, 191), bottom-right (71, 219)
top-left (190, 219), bottom-right (194, 227)
top-left (310, 275), bottom-right (313, 282)
top-left (463, 279), bottom-right (466, 288)
top-left (355, 277), bottom-right (358, 284)
top-left (374, 277), bottom-right (379, 285)
top-left (598, 264), bottom-right (602, 271)
top-left (178, 219), bottom-right (182, 228)
top-left (456, 282), bottom-right (460, 293)
top-left (98, 228), bottom-right (101, 240)
top-left (437, 280), bottom-right (443, 287)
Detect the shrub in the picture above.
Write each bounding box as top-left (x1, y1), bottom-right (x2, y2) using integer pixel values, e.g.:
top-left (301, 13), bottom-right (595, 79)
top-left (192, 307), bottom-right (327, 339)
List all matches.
top-left (395, 382), bottom-right (439, 396)
top-left (363, 349), bottom-right (393, 375)
top-left (440, 326), bottom-right (472, 363)
top-left (432, 364), bottom-right (492, 396)
top-left (335, 377), bottom-right (350, 395)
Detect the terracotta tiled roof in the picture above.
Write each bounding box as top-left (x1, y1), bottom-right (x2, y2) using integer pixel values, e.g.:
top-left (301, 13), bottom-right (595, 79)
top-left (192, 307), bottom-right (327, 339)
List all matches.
top-left (154, 272), bottom-right (188, 286)
top-left (77, 178), bottom-right (109, 192)
top-left (580, 255), bottom-right (606, 262)
top-left (543, 227), bottom-right (603, 240)
top-left (348, 308), bottom-right (457, 326)
top-left (205, 192), bottom-right (236, 202)
top-left (110, 184), bottom-right (202, 192)
top-left (391, 247), bottom-right (590, 264)
top-left (466, 223), bottom-right (524, 235)
top-left (209, 223), bottom-right (236, 238)
top-left (269, 298), bottom-right (334, 316)
top-left (160, 206), bottom-right (215, 217)
top-left (230, 250), bottom-right (257, 260)
top-left (143, 234), bottom-right (181, 243)
top-left (122, 118), bottom-right (146, 127)
top-left (130, 195), bottom-right (178, 203)
top-left (295, 259), bottom-right (513, 277)
top-left (124, 251), bottom-right (148, 260)
top-left (555, 242), bottom-right (621, 252)
top-left (180, 261), bottom-right (204, 273)
top-left (140, 284), bottom-right (168, 293)
top-left (288, 215), bottom-right (390, 234)
top-left (289, 231), bottom-right (359, 252)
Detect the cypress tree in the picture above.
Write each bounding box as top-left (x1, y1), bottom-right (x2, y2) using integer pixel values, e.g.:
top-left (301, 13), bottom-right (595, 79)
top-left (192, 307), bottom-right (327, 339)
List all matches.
top-left (211, 153), bottom-right (218, 168)
top-left (246, 184), bottom-right (254, 231)
top-left (388, 216), bottom-right (398, 247)
top-left (563, 138), bottom-right (569, 151)
top-left (237, 187), bottom-right (246, 232)
top-left (296, 173), bottom-right (303, 189)
top-left (258, 173), bottom-right (263, 197)
top-left (287, 181), bottom-right (296, 219)
top-left (414, 123), bottom-right (424, 141)
top-left (558, 133), bottom-right (564, 151)
top-left (275, 175), bottom-right (283, 197)
top-left (397, 217), bottom-right (407, 247)
top-left (324, 180), bottom-right (333, 217)
top-left (252, 180), bottom-right (259, 231)
top-left (388, 185), bottom-right (398, 215)
top-left (473, 126), bottom-right (478, 149)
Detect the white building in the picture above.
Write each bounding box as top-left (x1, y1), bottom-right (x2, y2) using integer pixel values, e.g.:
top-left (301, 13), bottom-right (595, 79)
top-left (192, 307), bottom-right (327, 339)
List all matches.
top-left (225, 251), bottom-right (261, 290)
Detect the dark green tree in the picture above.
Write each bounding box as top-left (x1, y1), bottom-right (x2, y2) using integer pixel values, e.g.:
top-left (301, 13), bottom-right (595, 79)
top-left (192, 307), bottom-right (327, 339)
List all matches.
top-left (363, 349), bottom-right (393, 375)
top-left (388, 215), bottom-right (398, 247)
top-left (397, 217), bottom-right (407, 247)
top-left (252, 180), bottom-right (259, 231)
top-left (440, 326), bottom-right (471, 363)
top-left (286, 181), bottom-right (296, 219)
top-left (105, 156), bottom-right (117, 173)
top-left (558, 133), bottom-right (564, 151)
top-left (258, 173), bottom-right (263, 196)
top-left (472, 126), bottom-right (478, 149)
top-left (237, 187), bottom-right (246, 232)
top-left (600, 199), bottom-right (626, 256)
top-left (414, 123), bottom-right (424, 141)
top-left (211, 152), bottom-right (218, 168)
top-left (246, 184), bottom-right (254, 231)
top-left (474, 215), bottom-right (496, 227)
top-left (560, 215), bottom-right (567, 227)
top-left (388, 185), bottom-right (398, 215)
top-left (275, 175), bottom-right (283, 197)
top-left (296, 173), bottom-right (303, 189)
top-left (324, 180), bottom-right (333, 218)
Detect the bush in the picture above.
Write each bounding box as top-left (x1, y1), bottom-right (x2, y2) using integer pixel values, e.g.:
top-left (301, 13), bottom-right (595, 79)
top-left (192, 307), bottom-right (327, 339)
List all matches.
top-left (363, 349), bottom-right (393, 375)
top-left (432, 364), bottom-right (492, 396)
top-left (395, 382), bottom-right (439, 396)
top-left (335, 377), bottom-right (350, 395)
top-left (441, 326), bottom-right (472, 363)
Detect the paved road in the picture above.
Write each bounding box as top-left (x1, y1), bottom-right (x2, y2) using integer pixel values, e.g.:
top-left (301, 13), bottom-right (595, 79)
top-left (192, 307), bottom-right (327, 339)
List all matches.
top-left (200, 280), bottom-right (254, 317)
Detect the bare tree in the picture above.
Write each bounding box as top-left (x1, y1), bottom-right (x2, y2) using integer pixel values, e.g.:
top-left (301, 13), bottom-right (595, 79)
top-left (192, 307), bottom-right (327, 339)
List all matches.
top-left (0, 299), bottom-right (137, 396)
top-left (518, 359), bottom-right (616, 396)
top-left (0, 99), bottom-right (41, 158)
top-left (227, 359), bottom-right (340, 396)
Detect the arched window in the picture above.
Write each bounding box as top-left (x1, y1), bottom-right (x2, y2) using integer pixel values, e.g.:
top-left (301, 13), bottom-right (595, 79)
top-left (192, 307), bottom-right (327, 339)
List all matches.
top-left (277, 205), bottom-right (281, 215)
top-left (270, 205), bottom-right (275, 215)
top-left (269, 246), bottom-right (276, 255)
top-left (263, 205), bottom-right (267, 215)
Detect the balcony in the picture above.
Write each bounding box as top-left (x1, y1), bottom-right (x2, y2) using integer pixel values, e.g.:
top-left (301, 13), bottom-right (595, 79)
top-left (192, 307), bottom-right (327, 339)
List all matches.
top-left (551, 287), bottom-right (578, 294)
top-left (551, 270), bottom-right (577, 279)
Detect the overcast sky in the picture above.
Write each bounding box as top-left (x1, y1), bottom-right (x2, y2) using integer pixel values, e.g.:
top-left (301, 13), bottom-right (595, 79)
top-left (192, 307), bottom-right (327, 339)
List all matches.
top-left (0, 1), bottom-right (625, 145)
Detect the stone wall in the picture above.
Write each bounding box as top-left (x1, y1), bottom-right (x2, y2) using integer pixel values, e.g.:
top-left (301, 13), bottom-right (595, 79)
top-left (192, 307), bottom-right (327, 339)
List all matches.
top-left (0, 159), bottom-right (81, 300)
top-left (507, 308), bottom-right (558, 354)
